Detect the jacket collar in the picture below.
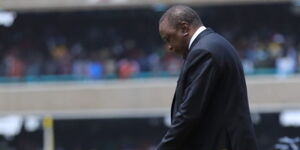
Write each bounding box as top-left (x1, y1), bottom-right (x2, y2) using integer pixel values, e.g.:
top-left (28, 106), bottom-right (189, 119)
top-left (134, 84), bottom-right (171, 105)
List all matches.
top-left (183, 28), bottom-right (214, 59)
top-left (188, 26), bottom-right (207, 49)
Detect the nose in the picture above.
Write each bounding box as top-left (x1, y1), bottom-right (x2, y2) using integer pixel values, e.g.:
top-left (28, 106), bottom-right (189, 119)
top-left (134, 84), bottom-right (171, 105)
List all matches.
top-left (167, 45), bottom-right (173, 52)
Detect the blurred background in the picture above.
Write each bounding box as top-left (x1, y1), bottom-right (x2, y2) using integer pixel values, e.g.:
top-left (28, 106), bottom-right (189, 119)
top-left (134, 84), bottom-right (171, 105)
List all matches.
top-left (1, 0), bottom-right (300, 149)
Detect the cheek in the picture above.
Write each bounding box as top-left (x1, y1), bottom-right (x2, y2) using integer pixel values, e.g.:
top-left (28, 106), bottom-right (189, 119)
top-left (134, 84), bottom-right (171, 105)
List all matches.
top-left (173, 38), bottom-right (185, 48)
top-left (171, 36), bottom-right (181, 46)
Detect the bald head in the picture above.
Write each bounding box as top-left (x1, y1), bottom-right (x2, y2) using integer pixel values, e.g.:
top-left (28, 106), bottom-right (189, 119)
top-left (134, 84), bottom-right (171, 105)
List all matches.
top-left (159, 5), bottom-right (202, 29)
top-left (158, 5), bottom-right (203, 56)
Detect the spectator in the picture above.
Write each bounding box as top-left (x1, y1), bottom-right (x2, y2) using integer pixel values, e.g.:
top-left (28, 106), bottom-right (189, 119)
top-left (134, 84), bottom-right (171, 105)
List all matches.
top-left (0, 4), bottom-right (300, 81)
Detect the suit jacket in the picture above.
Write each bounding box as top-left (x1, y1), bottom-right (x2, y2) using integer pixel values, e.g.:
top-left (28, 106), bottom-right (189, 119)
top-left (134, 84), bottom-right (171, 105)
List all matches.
top-left (157, 28), bottom-right (258, 150)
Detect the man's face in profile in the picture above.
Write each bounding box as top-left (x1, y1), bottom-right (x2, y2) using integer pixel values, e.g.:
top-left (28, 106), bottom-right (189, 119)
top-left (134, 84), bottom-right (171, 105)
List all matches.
top-left (159, 19), bottom-right (188, 56)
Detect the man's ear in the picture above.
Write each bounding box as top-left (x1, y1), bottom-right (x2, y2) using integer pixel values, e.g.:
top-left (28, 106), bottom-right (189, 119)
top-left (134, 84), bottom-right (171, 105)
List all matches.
top-left (180, 21), bottom-right (189, 37)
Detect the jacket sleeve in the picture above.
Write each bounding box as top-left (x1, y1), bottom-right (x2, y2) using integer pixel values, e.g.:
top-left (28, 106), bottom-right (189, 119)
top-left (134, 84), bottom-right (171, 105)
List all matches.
top-left (156, 50), bottom-right (219, 150)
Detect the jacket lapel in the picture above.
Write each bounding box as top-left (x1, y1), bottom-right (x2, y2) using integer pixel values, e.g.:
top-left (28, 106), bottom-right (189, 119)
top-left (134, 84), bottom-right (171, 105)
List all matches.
top-left (170, 28), bottom-right (215, 121)
top-left (170, 60), bottom-right (186, 121)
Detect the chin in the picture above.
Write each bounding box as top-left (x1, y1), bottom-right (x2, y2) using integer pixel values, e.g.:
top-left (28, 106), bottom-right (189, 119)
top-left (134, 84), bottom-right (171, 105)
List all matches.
top-left (173, 51), bottom-right (181, 55)
top-left (174, 52), bottom-right (184, 57)
top-left (176, 50), bottom-right (187, 56)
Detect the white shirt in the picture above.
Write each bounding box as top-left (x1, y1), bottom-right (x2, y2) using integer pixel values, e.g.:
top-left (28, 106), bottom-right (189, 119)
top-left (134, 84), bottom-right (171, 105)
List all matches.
top-left (188, 26), bottom-right (206, 49)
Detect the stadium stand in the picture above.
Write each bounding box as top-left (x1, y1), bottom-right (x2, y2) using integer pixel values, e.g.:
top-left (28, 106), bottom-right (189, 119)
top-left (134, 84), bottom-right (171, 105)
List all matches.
top-left (1, 3), bottom-right (300, 82)
top-left (1, 1), bottom-right (300, 150)
top-left (0, 0), bottom-right (290, 11)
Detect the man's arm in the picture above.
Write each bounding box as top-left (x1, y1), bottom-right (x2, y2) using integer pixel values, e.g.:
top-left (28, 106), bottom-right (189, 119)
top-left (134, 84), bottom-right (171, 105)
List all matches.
top-left (157, 50), bottom-right (219, 150)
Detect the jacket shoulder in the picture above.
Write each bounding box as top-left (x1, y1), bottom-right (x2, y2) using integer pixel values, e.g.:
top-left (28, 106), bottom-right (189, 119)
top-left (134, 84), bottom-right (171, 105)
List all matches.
top-left (189, 32), bottom-right (242, 70)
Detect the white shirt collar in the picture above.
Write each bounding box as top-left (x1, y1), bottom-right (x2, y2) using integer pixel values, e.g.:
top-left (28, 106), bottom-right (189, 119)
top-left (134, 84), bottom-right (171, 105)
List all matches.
top-left (188, 26), bottom-right (206, 49)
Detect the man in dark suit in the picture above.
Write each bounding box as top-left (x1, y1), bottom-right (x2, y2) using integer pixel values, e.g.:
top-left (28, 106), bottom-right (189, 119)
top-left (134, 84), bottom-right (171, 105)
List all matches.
top-left (157, 5), bottom-right (258, 150)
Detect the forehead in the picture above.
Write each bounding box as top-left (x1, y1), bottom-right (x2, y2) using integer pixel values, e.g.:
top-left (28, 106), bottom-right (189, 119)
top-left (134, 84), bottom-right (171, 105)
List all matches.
top-left (159, 19), bottom-right (175, 35)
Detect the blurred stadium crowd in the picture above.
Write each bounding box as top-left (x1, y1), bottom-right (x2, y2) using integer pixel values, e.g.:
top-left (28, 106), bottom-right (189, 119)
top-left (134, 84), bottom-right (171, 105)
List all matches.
top-left (0, 9), bottom-right (180, 80)
top-left (0, 3), bottom-right (300, 150)
top-left (0, 4), bottom-right (300, 81)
